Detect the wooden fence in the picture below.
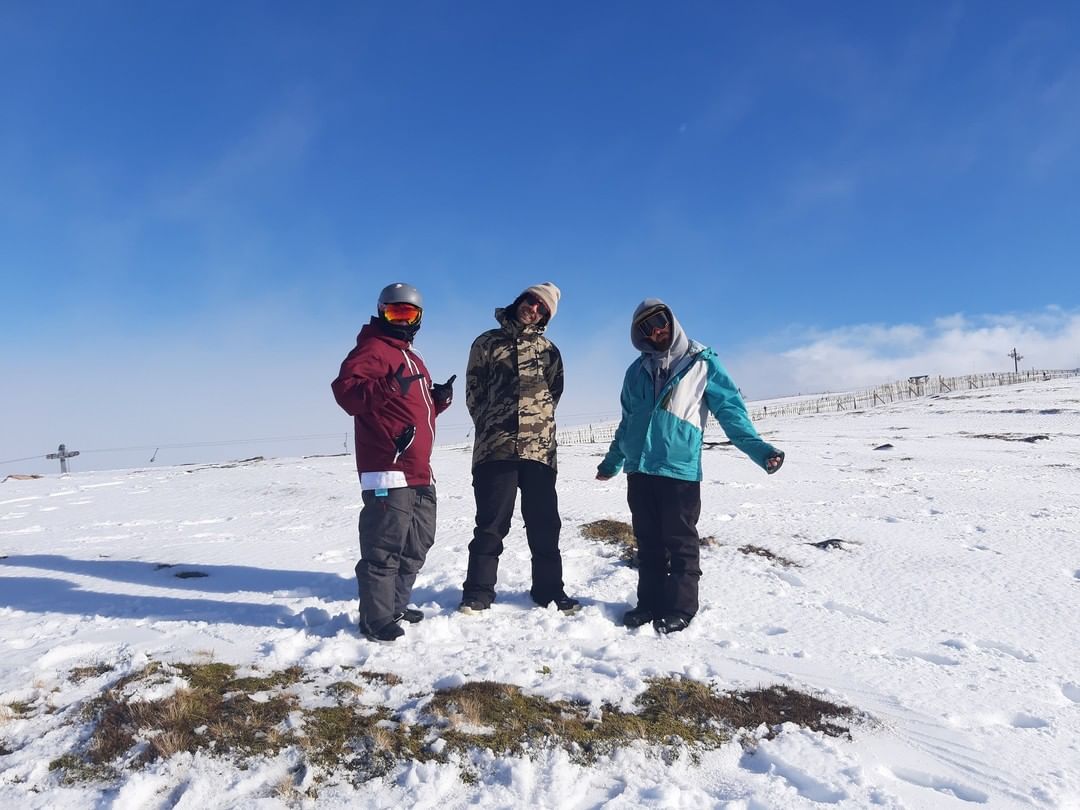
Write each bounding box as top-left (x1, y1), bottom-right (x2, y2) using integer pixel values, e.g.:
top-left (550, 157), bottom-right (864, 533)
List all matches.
top-left (548, 368), bottom-right (1080, 448)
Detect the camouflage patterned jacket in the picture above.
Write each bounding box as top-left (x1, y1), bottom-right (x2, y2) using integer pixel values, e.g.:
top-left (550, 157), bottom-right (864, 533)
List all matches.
top-left (466, 308), bottom-right (564, 470)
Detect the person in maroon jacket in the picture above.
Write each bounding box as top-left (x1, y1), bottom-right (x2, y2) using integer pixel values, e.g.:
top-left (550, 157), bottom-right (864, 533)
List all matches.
top-left (332, 282), bottom-right (454, 642)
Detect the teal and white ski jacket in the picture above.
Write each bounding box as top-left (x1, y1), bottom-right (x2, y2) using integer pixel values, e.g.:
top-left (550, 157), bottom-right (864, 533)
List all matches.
top-left (597, 340), bottom-right (780, 482)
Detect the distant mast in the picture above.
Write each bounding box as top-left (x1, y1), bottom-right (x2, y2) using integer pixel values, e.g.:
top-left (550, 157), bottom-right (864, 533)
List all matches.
top-left (45, 443), bottom-right (80, 474)
top-left (1007, 348), bottom-right (1023, 373)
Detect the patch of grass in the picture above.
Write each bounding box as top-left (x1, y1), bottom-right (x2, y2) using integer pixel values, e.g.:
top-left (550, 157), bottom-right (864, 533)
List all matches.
top-left (582, 521), bottom-right (721, 566)
top-left (300, 705), bottom-right (427, 784)
top-left (325, 681), bottom-right (363, 701)
top-left (808, 538), bottom-right (848, 551)
top-left (53, 662), bottom-right (300, 784)
top-left (423, 677), bottom-right (857, 765)
top-left (69, 664), bottom-right (115, 683)
top-left (2, 701), bottom-right (34, 718)
top-left (175, 662), bottom-right (236, 692)
top-left (712, 685), bottom-right (857, 740)
top-left (580, 519), bottom-right (638, 565)
top-left (47, 661), bottom-right (861, 789)
top-left (48, 753), bottom-right (117, 785)
top-left (230, 666), bottom-right (304, 693)
top-left (738, 545), bottom-right (800, 568)
top-left (357, 670), bottom-right (403, 687)
top-left (968, 433), bottom-right (1049, 443)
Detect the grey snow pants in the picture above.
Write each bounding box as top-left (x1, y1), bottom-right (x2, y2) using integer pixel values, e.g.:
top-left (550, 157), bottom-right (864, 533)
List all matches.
top-left (355, 484), bottom-right (436, 629)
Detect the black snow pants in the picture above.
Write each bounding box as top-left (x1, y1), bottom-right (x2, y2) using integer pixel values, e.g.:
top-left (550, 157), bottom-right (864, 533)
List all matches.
top-left (355, 484), bottom-right (436, 629)
top-left (626, 473), bottom-right (702, 620)
top-left (462, 459), bottom-right (564, 607)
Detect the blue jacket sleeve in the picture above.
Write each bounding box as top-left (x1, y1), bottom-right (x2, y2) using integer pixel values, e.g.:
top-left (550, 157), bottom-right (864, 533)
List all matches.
top-left (598, 367), bottom-right (634, 477)
top-left (703, 358), bottom-right (778, 470)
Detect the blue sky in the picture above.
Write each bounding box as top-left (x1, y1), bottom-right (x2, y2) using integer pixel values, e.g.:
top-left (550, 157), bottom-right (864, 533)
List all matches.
top-left (3, 1), bottom-right (1079, 473)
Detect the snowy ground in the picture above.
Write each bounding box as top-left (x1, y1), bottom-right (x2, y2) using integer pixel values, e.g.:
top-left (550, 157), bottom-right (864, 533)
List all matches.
top-left (1, 377), bottom-right (1079, 808)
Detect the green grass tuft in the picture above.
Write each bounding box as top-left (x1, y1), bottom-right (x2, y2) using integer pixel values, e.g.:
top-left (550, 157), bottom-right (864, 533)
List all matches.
top-left (46, 661), bottom-right (860, 789)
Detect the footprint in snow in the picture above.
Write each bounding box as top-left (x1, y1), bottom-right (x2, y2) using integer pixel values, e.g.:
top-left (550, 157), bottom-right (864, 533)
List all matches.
top-left (739, 736), bottom-right (851, 804)
top-left (772, 569), bottom-right (804, 588)
top-left (886, 766), bottom-right (989, 804)
top-left (975, 640), bottom-right (1037, 663)
top-left (1009, 712), bottom-right (1049, 729)
top-left (896, 649), bottom-right (960, 666)
top-left (823, 601), bottom-right (888, 624)
top-left (941, 638), bottom-right (972, 651)
top-left (1061, 682), bottom-right (1080, 703)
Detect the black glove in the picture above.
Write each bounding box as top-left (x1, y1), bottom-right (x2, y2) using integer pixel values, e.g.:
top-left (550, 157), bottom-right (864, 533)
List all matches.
top-left (393, 425), bottom-right (416, 462)
top-left (433, 374), bottom-right (456, 406)
top-left (391, 363), bottom-right (425, 397)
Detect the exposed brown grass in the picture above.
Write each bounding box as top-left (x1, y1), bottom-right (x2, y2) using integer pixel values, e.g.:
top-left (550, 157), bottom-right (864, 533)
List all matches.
top-left (48, 661), bottom-right (860, 788)
top-left (422, 676), bottom-right (856, 764)
top-left (357, 670), bottom-right (403, 686)
top-left (68, 664), bottom-right (115, 683)
top-left (582, 520), bottom-right (723, 567)
top-left (1, 701), bottom-right (32, 720)
top-left (52, 662), bottom-right (300, 783)
top-left (711, 685), bottom-right (857, 740)
top-left (580, 519), bottom-right (638, 565)
top-left (738, 545), bottom-right (800, 568)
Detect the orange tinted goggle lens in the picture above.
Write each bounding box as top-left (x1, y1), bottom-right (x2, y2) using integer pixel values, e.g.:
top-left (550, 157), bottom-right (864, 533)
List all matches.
top-left (382, 303), bottom-right (422, 325)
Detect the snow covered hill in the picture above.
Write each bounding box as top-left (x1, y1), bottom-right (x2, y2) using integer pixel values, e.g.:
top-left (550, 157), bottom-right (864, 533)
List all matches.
top-left (1, 376), bottom-right (1078, 808)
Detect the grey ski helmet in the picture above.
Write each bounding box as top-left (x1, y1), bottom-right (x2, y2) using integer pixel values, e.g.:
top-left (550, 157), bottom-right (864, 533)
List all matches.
top-left (378, 282), bottom-right (424, 310)
top-left (376, 282), bottom-right (424, 339)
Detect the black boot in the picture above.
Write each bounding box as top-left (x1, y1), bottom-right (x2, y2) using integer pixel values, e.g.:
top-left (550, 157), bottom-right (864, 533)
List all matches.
top-left (622, 607), bottom-right (655, 628)
top-left (360, 620), bottom-right (405, 642)
top-left (534, 592), bottom-right (581, 614)
top-left (653, 615), bottom-right (690, 635)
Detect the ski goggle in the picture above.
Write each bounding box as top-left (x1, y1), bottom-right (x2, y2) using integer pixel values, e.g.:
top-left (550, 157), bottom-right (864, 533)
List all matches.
top-left (635, 307), bottom-right (670, 337)
top-left (520, 293), bottom-right (549, 316)
top-left (381, 302), bottom-right (423, 325)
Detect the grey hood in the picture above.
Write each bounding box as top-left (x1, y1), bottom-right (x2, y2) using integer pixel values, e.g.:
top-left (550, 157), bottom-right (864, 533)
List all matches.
top-left (631, 298), bottom-right (693, 399)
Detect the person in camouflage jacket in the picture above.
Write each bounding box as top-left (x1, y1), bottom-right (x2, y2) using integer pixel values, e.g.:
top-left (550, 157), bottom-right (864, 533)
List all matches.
top-left (459, 283), bottom-right (579, 614)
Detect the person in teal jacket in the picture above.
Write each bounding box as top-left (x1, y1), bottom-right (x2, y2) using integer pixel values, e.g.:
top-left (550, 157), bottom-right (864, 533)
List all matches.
top-left (596, 298), bottom-right (785, 634)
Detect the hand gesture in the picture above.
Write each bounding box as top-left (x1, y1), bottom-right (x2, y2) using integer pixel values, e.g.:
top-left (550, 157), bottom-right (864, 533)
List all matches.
top-left (392, 363), bottom-right (425, 397)
top-left (433, 374), bottom-right (456, 406)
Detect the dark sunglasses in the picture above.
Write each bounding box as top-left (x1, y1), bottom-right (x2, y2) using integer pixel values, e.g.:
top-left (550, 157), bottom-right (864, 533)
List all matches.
top-left (635, 307), bottom-right (670, 337)
top-left (521, 293), bottom-right (549, 316)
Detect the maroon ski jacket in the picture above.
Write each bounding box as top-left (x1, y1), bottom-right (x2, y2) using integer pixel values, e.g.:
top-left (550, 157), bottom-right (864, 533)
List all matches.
top-left (332, 320), bottom-right (450, 489)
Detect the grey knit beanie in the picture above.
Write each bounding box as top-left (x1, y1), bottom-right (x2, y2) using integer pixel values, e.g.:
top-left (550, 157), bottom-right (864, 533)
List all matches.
top-left (523, 282), bottom-right (560, 320)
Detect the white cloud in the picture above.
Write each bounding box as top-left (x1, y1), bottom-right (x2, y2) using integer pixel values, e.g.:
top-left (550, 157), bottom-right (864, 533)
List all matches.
top-left (728, 307), bottom-right (1080, 399)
